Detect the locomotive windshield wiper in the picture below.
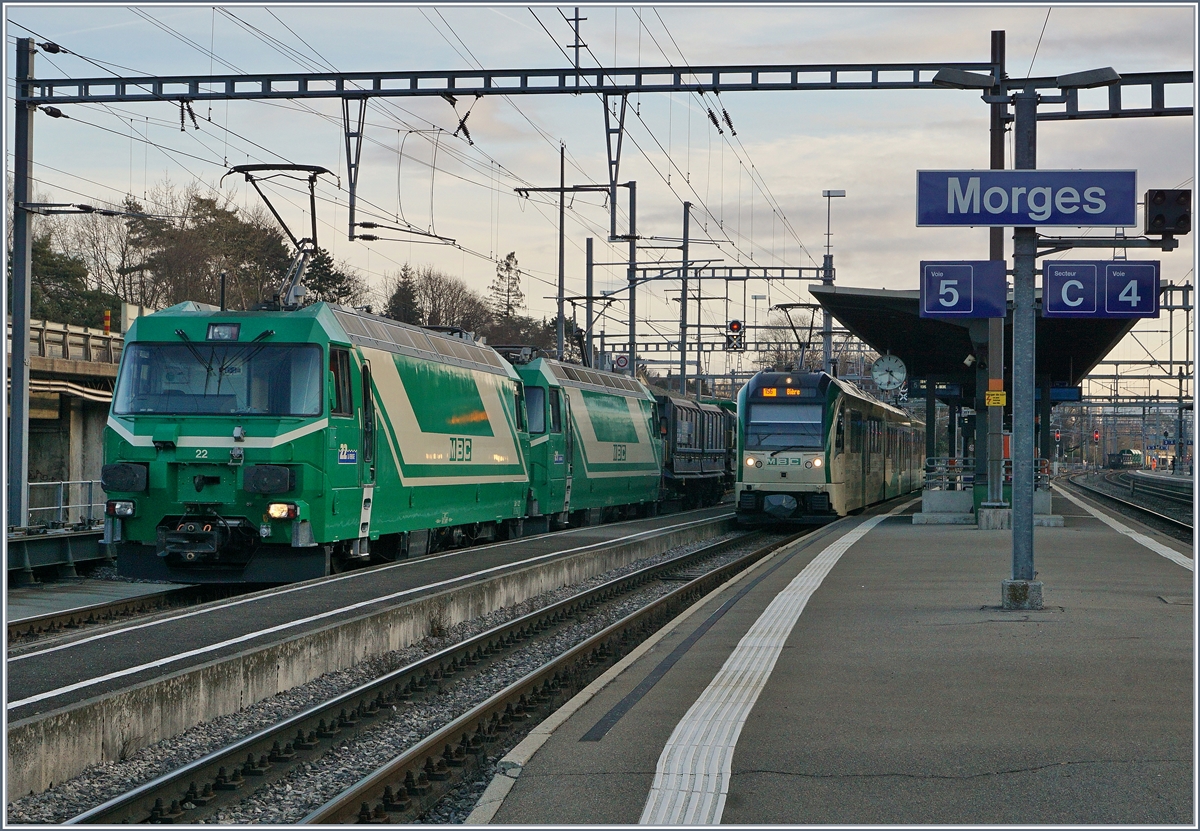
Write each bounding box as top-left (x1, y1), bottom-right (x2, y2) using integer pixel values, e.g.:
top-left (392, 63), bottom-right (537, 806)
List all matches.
top-left (770, 445), bottom-right (807, 457)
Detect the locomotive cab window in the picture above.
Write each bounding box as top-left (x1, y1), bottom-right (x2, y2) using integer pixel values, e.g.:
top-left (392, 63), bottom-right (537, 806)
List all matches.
top-left (330, 348), bottom-right (353, 417)
top-left (514, 385), bottom-right (528, 432)
top-left (112, 342), bottom-right (322, 417)
top-left (549, 389), bottom-right (563, 433)
top-left (525, 386), bottom-right (546, 434)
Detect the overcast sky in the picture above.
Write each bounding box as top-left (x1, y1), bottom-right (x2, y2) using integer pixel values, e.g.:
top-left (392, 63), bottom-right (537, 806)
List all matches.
top-left (6, 3), bottom-right (1196, 379)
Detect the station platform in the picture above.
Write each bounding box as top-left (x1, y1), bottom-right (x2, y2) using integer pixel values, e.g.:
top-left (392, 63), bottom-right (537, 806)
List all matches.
top-left (470, 487), bottom-right (1194, 825)
top-left (7, 579), bottom-right (187, 624)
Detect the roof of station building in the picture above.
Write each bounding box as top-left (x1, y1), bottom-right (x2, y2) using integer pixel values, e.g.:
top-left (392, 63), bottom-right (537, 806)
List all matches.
top-left (809, 284), bottom-right (1136, 399)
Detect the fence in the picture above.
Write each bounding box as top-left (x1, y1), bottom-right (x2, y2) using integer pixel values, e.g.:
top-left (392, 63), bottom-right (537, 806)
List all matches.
top-left (924, 458), bottom-right (1050, 491)
top-left (7, 318), bottom-right (124, 364)
top-left (25, 480), bottom-right (105, 529)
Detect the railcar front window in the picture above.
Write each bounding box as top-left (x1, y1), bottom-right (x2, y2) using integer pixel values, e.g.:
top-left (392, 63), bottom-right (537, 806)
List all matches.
top-left (747, 402), bottom-right (824, 448)
top-left (113, 343), bottom-right (322, 416)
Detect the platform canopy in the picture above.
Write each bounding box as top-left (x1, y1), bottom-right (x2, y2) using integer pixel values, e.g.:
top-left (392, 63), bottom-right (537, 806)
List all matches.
top-left (809, 284), bottom-right (1136, 401)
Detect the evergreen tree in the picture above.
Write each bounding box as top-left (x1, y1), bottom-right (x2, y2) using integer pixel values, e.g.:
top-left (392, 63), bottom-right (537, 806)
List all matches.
top-left (303, 247), bottom-right (367, 305)
top-left (384, 264), bottom-right (423, 324)
top-left (7, 233), bottom-right (122, 328)
top-left (487, 251), bottom-right (525, 319)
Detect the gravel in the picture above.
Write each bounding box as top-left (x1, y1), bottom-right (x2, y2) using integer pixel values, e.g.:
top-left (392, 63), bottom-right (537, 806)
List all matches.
top-left (7, 530), bottom-right (780, 825)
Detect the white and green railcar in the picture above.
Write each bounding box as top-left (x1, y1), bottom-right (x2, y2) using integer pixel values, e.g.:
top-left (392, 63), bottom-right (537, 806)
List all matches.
top-left (735, 370), bottom-right (923, 525)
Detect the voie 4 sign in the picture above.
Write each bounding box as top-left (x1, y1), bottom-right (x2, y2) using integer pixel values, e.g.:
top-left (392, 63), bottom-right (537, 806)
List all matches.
top-left (917, 170), bottom-right (1137, 227)
top-left (1042, 261), bottom-right (1160, 318)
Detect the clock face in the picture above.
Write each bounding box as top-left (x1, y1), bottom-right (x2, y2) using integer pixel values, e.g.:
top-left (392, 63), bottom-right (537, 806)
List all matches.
top-left (872, 355), bottom-right (907, 391)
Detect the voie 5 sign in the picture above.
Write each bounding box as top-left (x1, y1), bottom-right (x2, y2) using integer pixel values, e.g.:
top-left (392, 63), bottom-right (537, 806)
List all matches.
top-left (1043, 261), bottom-right (1160, 318)
top-left (920, 260), bottom-right (1007, 319)
top-left (917, 170), bottom-right (1137, 227)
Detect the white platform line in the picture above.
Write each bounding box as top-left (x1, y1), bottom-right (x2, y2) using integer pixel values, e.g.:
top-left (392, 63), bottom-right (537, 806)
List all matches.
top-left (640, 499), bottom-right (916, 825)
top-left (1053, 484), bottom-right (1193, 572)
top-left (8, 515), bottom-right (727, 710)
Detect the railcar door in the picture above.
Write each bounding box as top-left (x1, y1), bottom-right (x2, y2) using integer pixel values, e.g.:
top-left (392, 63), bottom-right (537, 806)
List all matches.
top-left (562, 390), bottom-right (573, 510)
top-left (328, 347), bottom-right (362, 544)
top-left (358, 361), bottom-right (375, 543)
top-left (548, 387), bottom-right (568, 515)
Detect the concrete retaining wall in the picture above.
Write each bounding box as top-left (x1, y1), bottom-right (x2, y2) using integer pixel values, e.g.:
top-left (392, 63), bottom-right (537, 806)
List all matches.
top-left (8, 516), bottom-right (733, 799)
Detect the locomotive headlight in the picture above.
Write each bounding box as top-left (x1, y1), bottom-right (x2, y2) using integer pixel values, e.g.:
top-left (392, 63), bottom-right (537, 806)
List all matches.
top-left (266, 502), bottom-right (298, 520)
top-left (105, 500), bottom-right (135, 517)
top-left (813, 457), bottom-right (823, 468)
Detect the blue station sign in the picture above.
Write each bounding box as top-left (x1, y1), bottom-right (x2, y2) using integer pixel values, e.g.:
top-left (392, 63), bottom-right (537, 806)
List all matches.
top-left (920, 260), bottom-right (1007, 319)
top-left (917, 170), bottom-right (1137, 227)
top-left (1042, 260), bottom-right (1160, 318)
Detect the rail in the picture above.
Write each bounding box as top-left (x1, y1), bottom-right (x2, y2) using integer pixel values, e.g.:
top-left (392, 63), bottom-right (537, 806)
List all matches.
top-left (924, 458), bottom-right (1051, 491)
top-left (7, 317), bottom-right (124, 364)
top-left (65, 529), bottom-right (775, 824)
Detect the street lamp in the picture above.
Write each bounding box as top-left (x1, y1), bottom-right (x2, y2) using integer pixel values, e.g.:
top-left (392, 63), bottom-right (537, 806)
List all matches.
top-left (820, 190), bottom-right (845, 375)
top-left (751, 294), bottom-right (766, 329)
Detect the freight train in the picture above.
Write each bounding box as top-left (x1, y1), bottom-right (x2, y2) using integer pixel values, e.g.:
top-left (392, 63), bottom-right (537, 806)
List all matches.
top-left (1106, 448), bottom-right (1144, 469)
top-left (735, 370), bottom-right (924, 525)
top-left (100, 301), bottom-right (733, 583)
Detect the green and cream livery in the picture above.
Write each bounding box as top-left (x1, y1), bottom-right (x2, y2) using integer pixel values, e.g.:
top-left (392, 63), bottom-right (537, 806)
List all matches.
top-left (100, 301), bottom-right (661, 583)
top-left (509, 356), bottom-right (663, 529)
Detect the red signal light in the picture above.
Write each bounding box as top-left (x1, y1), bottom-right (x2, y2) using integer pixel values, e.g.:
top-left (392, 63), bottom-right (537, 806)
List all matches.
top-left (1054, 430), bottom-right (1060, 442)
top-left (1093, 430), bottom-right (1100, 443)
top-left (728, 320), bottom-right (743, 333)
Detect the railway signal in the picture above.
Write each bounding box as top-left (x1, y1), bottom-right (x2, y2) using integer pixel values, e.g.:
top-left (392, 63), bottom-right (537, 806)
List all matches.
top-left (1144, 188), bottom-right (1191, 236)
top-left (725, 320), bottom-right (745, 351)
top-left (1093, 430), bottom-right (1100, 443)
top-left (1054, 430), bottom-right (1060, 443)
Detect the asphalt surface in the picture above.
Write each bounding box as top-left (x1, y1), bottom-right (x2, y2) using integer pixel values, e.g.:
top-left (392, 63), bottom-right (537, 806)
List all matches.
top-left (6, 506), bottom-right (730, 720)
top-left (490, 492), bottom-right (1194, 825)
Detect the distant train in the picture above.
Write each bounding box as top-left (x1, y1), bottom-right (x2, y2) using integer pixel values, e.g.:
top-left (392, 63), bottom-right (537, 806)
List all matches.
top-left (735, 370), bottom-right (924, 525)
top-left (100, 302), bottom-right (734, 583)
top-left (1107, 448), bottom-right (1144, 469)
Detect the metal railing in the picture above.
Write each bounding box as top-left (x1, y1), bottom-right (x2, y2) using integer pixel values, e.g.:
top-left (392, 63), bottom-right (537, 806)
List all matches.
top-left (924, 458), bottom-right (1051, 491)
top-left (24, 480), bottom-right (105, 529)
top-left (7, 317), bottom-right (124, 364)
top-left (924, 457), bottom-right (975, 491)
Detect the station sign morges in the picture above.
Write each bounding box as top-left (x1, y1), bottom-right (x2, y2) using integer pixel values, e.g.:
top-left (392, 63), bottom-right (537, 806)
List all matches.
top-left (1043, 261), bottom-right (1160, 318)
top-left (920, 260), bottom-right (1007, 318)
top-left (917, 170), bottom-right (1137, 227)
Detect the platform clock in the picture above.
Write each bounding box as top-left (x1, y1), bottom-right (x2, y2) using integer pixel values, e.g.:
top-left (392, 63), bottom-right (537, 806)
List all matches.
top-left (871, 354), bottom-right (907, 391)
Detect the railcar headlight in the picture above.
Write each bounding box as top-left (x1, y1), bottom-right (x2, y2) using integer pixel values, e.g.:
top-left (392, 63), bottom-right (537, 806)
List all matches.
top-left (813, 457), bottom-right (823, 468)
top-left (745, 456), bottom-right (757, 467)
top-left (105, 500), bottom-right (135, 517)
top-left (266, 502), bottom-right (298, 520)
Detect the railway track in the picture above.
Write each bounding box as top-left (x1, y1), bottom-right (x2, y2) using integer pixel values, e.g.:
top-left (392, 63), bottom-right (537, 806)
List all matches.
top-left (1112, 471), bottom-right (1193, 506)
top-left (65, 529), bottom-right (796, 825)
top-left (1065, 473), bottom-right (1193, 535)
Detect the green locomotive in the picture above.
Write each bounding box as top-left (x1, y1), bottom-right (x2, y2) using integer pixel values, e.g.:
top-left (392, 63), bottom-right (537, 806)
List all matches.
top-left (101, 303), bottom-right (666, 583)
